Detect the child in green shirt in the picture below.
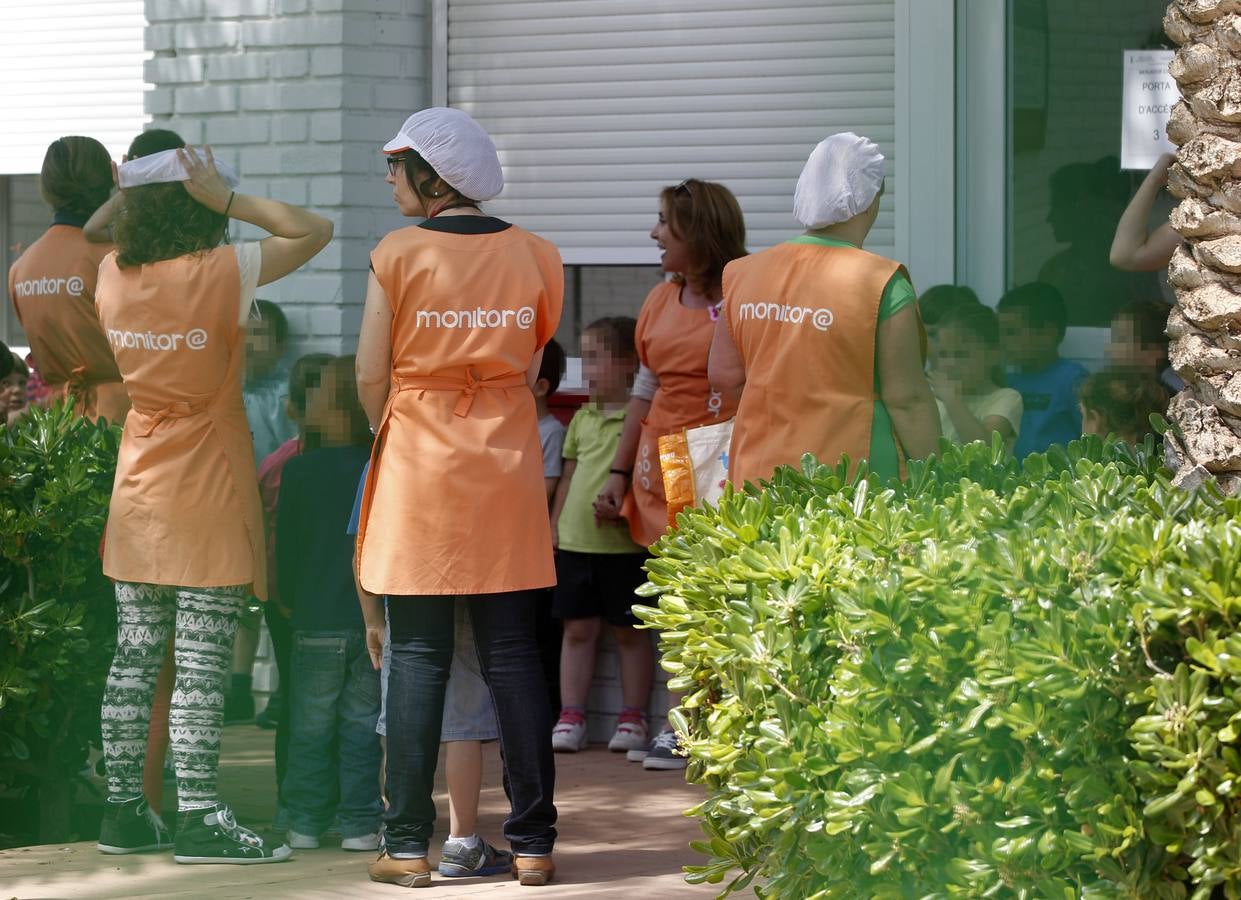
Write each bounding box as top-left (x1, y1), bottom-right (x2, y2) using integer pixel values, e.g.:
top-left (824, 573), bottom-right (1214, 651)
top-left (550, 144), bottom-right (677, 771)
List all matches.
top-left (549, 317), bottom-right (652, 756)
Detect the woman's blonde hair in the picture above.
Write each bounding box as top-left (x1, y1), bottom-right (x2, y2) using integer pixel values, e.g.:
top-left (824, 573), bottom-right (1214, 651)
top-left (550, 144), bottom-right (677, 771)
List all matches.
top-left (659, 179), bottom-right (747, 294)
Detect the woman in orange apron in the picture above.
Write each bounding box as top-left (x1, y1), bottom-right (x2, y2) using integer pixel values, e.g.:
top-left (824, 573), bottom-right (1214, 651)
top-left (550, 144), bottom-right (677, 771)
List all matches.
top-left (94, 145), bottom-right (332, 865)
top-left (593, 179), bottom-right (747, 770)
top-left (7, 136), bottom-right (128, 423)
top-left (708, 132), bottom-right (940, 488)
top-left (8, 134), bottom-right (177, 816)
top-left (355, 108), bottom-right (561, 888)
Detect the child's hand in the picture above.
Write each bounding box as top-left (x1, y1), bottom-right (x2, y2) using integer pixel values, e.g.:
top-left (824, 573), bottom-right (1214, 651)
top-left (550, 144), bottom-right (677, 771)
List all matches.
top-left (593, 495), bottom-right (622, 521)
top-left (928, 369), bottom-right (957, 401)
top-left (365, 624), bottom-right (385, 671)
top-left (596, 473), bottom-right (627, 518)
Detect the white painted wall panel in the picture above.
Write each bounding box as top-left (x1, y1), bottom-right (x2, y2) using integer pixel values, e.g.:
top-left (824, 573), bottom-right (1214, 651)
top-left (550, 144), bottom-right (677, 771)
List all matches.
top-left (445, 0), bottom-right (898, 264)
top-left (0, 1), bottom-right (148, 174)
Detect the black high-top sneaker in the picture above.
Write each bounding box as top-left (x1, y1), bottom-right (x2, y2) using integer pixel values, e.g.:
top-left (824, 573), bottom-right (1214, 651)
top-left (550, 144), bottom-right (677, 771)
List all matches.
top-left (97, 796), bottom-right (173, 854)
top-left (173, 803), bottom-right (292, 865)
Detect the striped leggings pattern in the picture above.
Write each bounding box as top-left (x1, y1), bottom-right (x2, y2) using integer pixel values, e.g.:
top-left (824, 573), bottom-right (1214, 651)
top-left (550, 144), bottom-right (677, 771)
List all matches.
top-left (100, 581), bottom-right (246, 809)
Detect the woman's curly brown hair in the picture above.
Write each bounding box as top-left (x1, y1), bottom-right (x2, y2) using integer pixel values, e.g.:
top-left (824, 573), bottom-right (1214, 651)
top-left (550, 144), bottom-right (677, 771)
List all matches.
top-left (113, 182), bottom-right (227, 268)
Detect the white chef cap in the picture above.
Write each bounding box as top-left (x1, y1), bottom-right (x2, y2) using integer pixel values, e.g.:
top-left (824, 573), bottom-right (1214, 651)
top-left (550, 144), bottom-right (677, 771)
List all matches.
top-left (793, 132), bottom-right (886, 229)
top-left (383, 107), bottom-right (503, 202)
top-left (117, 148), bottom-right (240, 190)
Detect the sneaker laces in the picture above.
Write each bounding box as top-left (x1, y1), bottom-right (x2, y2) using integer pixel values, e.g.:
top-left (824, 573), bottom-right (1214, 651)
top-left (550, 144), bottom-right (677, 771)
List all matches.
top-left (651, 729), bottom-right (681, 752)
top-left (143, 803), bottom-right (170, 839)
top-left (215, 805), bottom-right (264, 848)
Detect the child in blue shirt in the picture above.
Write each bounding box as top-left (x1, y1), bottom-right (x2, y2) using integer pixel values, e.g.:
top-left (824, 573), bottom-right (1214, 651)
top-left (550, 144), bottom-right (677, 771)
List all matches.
top-left (244, 300), bottom-right (298, 464)
top-left (997, 282), bottom-right (1087, 458)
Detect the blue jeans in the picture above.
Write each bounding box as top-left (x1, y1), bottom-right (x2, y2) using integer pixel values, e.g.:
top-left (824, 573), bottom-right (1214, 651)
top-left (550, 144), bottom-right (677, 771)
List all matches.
top-left (281, 630), bottom-right (383, 839)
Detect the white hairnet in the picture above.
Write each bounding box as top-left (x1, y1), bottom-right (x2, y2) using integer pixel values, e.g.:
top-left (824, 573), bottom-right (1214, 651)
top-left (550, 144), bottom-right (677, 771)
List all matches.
top-left (383, 107), bottom-right (503, 202)
top-left (793, 133), bottom-right (886, 229)
top-left (117, 148), bottom-right (240, 190)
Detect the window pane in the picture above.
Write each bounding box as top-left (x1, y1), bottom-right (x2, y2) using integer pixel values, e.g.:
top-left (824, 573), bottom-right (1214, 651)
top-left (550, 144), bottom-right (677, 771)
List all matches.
top-left (1009, 0), bottom-right (1172, 327)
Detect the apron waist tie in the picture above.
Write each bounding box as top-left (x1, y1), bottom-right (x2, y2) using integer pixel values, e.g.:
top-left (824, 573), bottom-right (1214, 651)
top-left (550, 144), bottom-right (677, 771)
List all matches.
top-left (58, 366), bottom-right (123, 406)
top-left (131, 398), bottom-right (212, 438)
top-left (395, 371), bottom-right (528, 418)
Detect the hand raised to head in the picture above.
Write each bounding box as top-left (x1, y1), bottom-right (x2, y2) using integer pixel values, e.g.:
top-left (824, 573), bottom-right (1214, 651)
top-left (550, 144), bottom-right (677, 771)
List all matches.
top-left (177, 146), bottom-right (234, 214)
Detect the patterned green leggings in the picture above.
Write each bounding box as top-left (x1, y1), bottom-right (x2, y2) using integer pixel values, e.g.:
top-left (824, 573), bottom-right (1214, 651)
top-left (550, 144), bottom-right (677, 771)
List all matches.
top-left (101, 582), bottom-right (246, 810)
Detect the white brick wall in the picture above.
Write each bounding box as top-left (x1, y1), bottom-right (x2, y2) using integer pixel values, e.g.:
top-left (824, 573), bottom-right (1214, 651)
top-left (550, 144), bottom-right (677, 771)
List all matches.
top-left (143, 0), bottom-right (430, 354)
top-left (585, 630), bottom-right (674, 743)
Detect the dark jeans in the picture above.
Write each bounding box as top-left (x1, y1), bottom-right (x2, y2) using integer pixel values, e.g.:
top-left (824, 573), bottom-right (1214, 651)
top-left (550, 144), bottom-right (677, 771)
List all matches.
top-left (263, 601), bottom-right (292, 809)
top-left (385, 591), bottom-right (557, 855)
top-left (533, 588), bottom-right (562, 713)
top-left (281, 630), bottom-right (383, 838)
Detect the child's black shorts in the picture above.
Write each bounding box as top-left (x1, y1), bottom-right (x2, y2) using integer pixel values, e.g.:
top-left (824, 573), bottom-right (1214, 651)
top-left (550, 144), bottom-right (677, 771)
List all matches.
top-left (552, 549), bottom-right (649, 627)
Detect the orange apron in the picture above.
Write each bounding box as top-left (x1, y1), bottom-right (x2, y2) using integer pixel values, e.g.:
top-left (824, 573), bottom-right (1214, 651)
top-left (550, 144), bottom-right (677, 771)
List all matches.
top-left (8, 224), bottom-right (130, 423)
top-left (623, 282), bottom-right (738, 547)
top-left (95, 246), bottom-right (265, 598)
top-left (721, 241), bottom-right (903, 488)
top-left (357, 223), bottom-right (564, 597)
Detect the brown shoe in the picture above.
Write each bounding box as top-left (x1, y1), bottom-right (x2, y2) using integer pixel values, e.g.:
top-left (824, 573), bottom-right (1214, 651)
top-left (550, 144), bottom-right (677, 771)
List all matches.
top-left (512, 854), bottom-right (556, 886)
top-left (369, 849), bottom-right (432, 888)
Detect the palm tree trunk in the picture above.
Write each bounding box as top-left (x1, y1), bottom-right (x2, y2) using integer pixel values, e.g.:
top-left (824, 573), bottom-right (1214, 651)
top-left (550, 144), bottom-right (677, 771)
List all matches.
top-left (1162, 1), bottom-right (1241, 494)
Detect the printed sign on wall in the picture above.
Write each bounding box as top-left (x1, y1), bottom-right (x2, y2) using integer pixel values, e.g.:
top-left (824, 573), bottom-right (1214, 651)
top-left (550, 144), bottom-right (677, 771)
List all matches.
top-left (1121, 49), bottom-right (1179, 170)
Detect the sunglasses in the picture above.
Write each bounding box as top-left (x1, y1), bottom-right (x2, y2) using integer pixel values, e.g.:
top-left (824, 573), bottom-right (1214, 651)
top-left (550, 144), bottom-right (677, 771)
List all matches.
top-left (673, 179), bottom-right (696, 198)
top-left (386, 155), bottom-right (408, 176)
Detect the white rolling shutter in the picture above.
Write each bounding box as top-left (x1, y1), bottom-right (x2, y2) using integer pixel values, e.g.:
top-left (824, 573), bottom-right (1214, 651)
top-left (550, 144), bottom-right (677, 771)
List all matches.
top-left (444, 0), bottom-right (898, 265)
top-left (0, 1), bottom-right (147, 174)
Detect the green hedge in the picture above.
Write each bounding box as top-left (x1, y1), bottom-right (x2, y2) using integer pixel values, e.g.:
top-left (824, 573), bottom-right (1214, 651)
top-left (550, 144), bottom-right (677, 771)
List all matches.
top-left (638, 436), bottom-right (1241, 898)
top-left (0, 404), bottom-right (120, 842)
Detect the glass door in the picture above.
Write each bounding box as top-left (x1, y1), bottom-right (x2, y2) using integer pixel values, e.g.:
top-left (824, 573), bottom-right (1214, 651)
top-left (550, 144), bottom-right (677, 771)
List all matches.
top-left (1008, 0), bottom-right (1173, 341)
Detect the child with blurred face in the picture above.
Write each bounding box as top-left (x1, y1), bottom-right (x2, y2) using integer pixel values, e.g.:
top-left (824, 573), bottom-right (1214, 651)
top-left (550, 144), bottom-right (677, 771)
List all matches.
top-left (246, 300), bottom-right (290, 382)
top-left (548, 318), bottom-right (655, 758)
top-left (996, 282), bottom-right (1088, 458)
top-left (1078, 368), bottom-right (1169, 446)
top-left (1106, 299), bottom-right (1182, 393)
top-left (929, 304), bottom-right (1023, 449)
top-left (918, 284), bottom-right (982, 369)
top-left (2, 353), bottom-right (29, 426)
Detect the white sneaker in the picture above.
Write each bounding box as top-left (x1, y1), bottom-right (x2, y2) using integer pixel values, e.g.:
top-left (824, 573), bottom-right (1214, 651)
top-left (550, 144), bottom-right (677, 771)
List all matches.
top-left (286, 830), bottom-right (320, 849)
top-left (551, 716), bottom-right (588, 752)
top-left (607, 718), bottom-right (648, 753)
top-left (341, 833), bottom-right (380, 852)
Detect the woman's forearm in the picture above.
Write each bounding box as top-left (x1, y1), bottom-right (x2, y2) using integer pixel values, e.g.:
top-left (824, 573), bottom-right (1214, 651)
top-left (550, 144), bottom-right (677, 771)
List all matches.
top-left (610, 396), bottom-right (651, 470)
top-left (228, 193), bottom-right (332, 242)
top-left (84, 193), bottom-right (123, 244)
top-left (1111, 153), bottom-right (1179, 272)
top-left (885, 388), bottom-right (941, 461)
top-left (356, 577), bottom-right (384, 629)
top-left (358, 377), bottom-right (389, 429)
top-left (1110, 177), bottom-right (1163, 268)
